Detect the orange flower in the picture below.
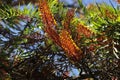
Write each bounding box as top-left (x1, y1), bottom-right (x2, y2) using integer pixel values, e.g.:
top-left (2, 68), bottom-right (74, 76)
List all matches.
top-left (39, 0), bottom-right (57, 28)
top-left (63, 9), bottom-right (74, 32)
top-left (39, 0), bottom-right (83, 61)
top-left (59, 30), bottom-right (83, 61)
top-left (39, 0), bottom-right (60, 46)
top-left (77, 24), bottom-right (93, 40)
top-left (45, 26), bottom-right (61, 46)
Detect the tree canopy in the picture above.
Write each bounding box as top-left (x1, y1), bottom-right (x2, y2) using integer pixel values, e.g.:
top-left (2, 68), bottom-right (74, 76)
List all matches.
top-left (0, 0), bottom-right (120, 80)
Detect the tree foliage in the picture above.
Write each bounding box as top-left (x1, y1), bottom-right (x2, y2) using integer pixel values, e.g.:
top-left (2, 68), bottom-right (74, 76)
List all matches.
top-left (0, 0), bottom-right (120, 80)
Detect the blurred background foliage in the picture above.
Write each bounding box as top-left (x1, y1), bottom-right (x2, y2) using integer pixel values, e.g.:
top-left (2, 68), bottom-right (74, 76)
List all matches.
top-left (0, 0), bottom-right (120, 80)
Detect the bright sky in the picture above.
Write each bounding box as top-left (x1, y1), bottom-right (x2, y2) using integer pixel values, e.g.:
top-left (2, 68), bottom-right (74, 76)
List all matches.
top-left (60, 0), bottom-right (118, 7)
top-left (83, 0), bottom-right (118, 7)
